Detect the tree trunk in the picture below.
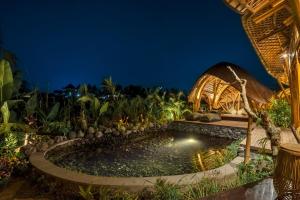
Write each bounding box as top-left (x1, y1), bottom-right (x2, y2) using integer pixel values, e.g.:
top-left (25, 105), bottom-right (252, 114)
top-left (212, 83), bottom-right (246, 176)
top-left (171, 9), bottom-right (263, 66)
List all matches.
top-left (227, 66), bottom-right (281, 159)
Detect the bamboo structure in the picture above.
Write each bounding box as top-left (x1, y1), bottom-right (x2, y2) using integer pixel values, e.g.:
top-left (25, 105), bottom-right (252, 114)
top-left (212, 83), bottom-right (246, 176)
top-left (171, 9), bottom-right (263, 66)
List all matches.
top-left (188, 62), bottom-right (274, 113)
top-left (224, 0), bottom-right (300, 135)
top-left (273, 143), bottom-right (300, 198)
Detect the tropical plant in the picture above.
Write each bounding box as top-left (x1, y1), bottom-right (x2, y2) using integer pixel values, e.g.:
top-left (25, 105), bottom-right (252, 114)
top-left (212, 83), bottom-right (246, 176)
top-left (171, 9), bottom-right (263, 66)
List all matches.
top-left (79, 185), bottom-right (94, 200)
top-left (0, 59), bottom-right (14, 105)
top-left (162, 91), bottom-right (191, 121)
top-left (79, 185), bottom-right (138, 200)
top-left (77, 92), bottom-right (109, 127)
top-left (267, 98), bottom-right (291, 128)
top-left (237, 155), bottom-right (273, 185)
top-left (153, 179), bottom-right (182, 200)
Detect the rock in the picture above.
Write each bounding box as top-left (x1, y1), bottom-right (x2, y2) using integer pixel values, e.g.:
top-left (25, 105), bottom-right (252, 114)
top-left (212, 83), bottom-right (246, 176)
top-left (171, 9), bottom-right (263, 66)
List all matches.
top-left (104, 128), bottom-right (112, 134)
top-left (95, 131), bottom-right (103, 138)
top-left (69, 131), bottom-right (77, 139)
top-left (88, 127), bottom-right (95, 135)
top-left (139, 126), bottom-right (145, 132)
top-left (48, 139), bottom-right (55, 146)
top-left (54, 136), bottom-right (63, 143)
top-left (40, 142), bottom-right (49, 152)
top-left (125, 130), bottom-right (132, 135)
top-left (77, 130), bottom-right (85, 138)
top-left (98, 125), bottom-right (107, 132)
top-left (238, 146), bottom-right (244, 153)
top-left (149, 122), bottom-right (154, 128)
top-left (186, 112), bottom-right (221, 122)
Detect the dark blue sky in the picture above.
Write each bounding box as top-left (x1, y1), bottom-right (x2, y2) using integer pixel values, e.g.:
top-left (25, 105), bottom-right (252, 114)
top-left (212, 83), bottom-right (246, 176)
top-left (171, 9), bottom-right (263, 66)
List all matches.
top-left (0, 0), bottom-right (277, 92)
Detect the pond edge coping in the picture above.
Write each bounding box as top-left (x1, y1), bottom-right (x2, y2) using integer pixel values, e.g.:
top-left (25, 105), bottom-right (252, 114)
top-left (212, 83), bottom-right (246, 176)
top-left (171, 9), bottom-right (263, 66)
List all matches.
top-left (29, 139), bottom-right (244, 191)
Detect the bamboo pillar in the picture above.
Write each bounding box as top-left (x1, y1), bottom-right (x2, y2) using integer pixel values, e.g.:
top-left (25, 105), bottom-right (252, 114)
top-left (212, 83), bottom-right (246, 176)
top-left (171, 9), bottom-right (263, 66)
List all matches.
top-left (289, 58), bottom-right (300, 130)
top-left (288, 0), bottom-right (300, 135)
top-left (244, 116), bottom-right (253, 164)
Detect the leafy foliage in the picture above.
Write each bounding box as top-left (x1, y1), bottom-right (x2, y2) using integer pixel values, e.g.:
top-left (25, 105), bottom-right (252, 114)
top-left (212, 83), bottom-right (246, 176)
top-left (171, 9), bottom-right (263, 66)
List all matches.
top-left (153, 179), bottom-right (183, 200)
top-left (267, 98), bottom-right (291, 128)
top-left (237, 155), bottom-right (273, 184)
top-left (0, 59), bottom-right (14, 104)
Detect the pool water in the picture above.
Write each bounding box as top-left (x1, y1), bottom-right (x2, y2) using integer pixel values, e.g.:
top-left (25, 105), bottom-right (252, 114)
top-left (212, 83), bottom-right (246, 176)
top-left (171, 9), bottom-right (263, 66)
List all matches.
top-left (48, 132), bottom-right (234, 177)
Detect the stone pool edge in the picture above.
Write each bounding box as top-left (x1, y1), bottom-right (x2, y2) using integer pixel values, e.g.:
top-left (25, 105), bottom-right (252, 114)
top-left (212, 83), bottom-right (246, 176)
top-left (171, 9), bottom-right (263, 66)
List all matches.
top-left (29, 139), bottom-right (244, 192)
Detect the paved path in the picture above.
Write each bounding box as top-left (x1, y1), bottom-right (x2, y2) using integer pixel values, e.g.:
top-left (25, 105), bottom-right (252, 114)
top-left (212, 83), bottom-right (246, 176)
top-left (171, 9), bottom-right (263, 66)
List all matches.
top-left (241, 127), bottom-right (298, 152)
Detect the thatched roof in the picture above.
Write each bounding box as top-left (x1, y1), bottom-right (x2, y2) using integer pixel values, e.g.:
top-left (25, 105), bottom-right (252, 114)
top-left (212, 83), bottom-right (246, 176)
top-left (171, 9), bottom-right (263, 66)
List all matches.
top-left (223, 0), bottom-right (300, 85)
top-left (188, 62), bottom-right (274, 111)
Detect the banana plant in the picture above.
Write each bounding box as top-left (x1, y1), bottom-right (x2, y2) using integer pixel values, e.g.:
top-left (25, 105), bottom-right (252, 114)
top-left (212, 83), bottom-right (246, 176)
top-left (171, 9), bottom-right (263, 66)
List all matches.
top-left (36, 102), bottom-right (70, 135)
top-left (0, 59), bottom-right (14, 105)
top-left (77, 95), bottom-right (109, 127)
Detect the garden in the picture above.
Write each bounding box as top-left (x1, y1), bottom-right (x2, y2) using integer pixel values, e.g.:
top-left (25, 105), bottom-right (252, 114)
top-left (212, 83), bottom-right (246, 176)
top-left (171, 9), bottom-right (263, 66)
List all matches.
top-left (1, 0), bottom-right (300, 199)
top-left (0, 56), bottom-right (292, 199)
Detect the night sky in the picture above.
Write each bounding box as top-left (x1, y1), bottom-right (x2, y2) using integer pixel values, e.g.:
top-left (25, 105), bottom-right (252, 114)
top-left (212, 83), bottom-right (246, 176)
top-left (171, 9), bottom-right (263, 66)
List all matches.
top-left (0, 0), bottom-right (277, 92)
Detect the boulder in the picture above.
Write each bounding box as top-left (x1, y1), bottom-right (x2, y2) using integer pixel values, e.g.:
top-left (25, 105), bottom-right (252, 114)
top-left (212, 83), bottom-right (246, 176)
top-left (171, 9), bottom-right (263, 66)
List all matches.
top-left (104, 128), bottom-right (112, 134)
top-left (69, 131), bottom-right (77, 139)
top-left (139, 127), bottom-right (145, 132)
top-left (86, 133), bottom-right (94, 139)
top-left (186, 112), bottom-right (221, 122)
top-left (40, 142), bottom-right (49, 152)
top-left (125, 130), bottom-right (132, 135)
top-left (88, 127), bottom-right (95, 135)
top-left (98, 125), bottom-right (107, 132)
top-left (95, 131), bottom-right (103, 138)
top-left (77, 130), bottom-right (85, 138)
top-left (47, 139), bottom-right (55, 146)
top-left (148, 122), bottom-right (154, 129)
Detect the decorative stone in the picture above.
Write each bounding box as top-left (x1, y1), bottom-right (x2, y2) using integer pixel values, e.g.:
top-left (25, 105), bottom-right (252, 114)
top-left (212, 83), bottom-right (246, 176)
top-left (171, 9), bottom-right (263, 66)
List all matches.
top-left (186, 112), bottom-right (221, 122)
top-left (86, 133), bottom-right (94, 139)
top-left (48, 139), bottom-right (55, 146)
top-left (95, 131), bottom-right (103, 138)
top-left (149, 122), bottom-right (154, 128)
top-left (104, 128), bottom-right (112, 134)
top-left (77, 130), bottom-right (85, 138)
top-left (40, 142), bottom-right (49, 152)
top-left (98, 125), bottom-right (106, 132)
top-left (238, 146), bottom-right (245, 153)
top-left (88, 127), bottom-right (95, 135)
top-left (69, 131), bottom-right (77, 139)
top-left (125, 130), bottom-right (132, 135)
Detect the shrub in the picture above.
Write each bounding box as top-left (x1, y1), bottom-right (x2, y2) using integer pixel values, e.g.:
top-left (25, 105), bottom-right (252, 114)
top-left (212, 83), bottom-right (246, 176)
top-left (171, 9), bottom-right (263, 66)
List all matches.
top-left (267, 98), bottom-right (291, 128)
top-left (237, 155), bottom-right (273, 185)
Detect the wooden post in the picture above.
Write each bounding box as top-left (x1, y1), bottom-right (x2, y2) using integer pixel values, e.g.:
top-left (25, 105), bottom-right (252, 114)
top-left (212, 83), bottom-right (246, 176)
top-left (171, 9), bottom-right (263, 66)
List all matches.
top-left (285, 25), bottom-right (300, 134)
top-left (290, 58), bottom-right (300, 132)
top-left (244, 115), bottom-right (253, 164)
